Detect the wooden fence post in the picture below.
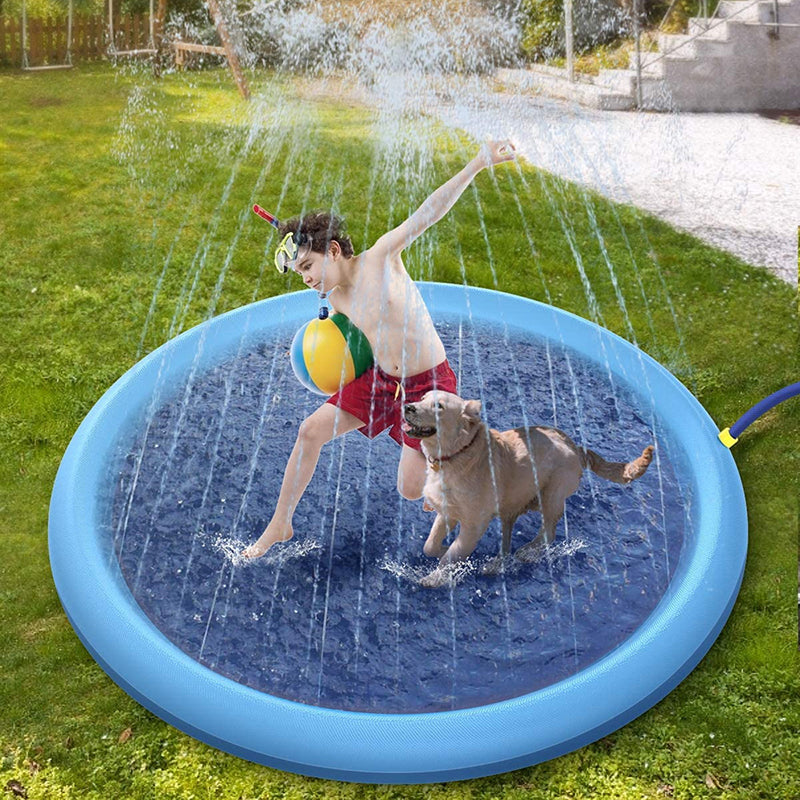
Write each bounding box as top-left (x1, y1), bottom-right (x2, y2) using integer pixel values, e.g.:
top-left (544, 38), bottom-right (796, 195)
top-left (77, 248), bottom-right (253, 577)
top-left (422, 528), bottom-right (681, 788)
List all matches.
top-left (0, 14), bottom-right (120, 62)
top-left (1, 12), bottom-right (253, 71)
top-left (205, 0), bottom-right (251, 100)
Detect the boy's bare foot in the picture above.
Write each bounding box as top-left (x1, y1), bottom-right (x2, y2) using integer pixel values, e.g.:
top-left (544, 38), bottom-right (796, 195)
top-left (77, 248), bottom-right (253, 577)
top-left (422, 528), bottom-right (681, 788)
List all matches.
top-left (242, 521), bottom-right (294, 559)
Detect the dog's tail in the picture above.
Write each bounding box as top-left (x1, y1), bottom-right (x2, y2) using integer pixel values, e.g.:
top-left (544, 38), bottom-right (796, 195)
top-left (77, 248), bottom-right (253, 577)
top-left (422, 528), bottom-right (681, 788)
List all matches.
top-left (580, 445), bottom-right (654, 485)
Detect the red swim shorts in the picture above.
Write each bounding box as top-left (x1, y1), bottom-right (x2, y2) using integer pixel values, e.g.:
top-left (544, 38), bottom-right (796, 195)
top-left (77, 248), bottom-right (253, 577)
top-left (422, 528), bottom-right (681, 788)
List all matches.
top-left (326, 360), bottom-right (458, 451)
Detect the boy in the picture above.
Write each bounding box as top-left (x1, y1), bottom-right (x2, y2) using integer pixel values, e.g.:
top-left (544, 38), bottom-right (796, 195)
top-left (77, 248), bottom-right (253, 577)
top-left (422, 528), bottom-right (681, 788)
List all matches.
top-left (243, 140), bottom-right (516, 558)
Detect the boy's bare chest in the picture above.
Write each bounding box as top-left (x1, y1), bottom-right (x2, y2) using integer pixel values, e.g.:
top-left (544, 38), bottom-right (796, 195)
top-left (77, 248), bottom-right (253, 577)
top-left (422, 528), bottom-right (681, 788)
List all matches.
top-left (329, 256), bottom-right (444, 376)
top-left (332, 268), bottom-right (417, 338)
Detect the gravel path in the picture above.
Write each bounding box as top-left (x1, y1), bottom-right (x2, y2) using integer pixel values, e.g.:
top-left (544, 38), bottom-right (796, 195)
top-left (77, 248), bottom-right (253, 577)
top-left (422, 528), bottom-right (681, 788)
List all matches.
top-left (431, 87), bottom-right (799, 284)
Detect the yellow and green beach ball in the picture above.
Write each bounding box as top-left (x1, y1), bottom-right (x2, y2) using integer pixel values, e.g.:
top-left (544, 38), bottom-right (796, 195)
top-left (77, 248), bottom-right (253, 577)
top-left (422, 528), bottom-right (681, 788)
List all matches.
top-left (290, 313), bottom-right (374, 395)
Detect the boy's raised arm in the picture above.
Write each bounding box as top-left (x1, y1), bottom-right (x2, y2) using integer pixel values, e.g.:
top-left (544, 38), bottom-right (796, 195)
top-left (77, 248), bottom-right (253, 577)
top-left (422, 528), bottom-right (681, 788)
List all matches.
top-left (371, 140), bottom-right (516, 258)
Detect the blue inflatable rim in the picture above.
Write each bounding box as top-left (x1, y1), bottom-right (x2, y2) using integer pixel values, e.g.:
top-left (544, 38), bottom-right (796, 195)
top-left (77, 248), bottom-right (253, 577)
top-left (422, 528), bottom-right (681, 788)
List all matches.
top-left (49, 282), bottom-right (748, 783)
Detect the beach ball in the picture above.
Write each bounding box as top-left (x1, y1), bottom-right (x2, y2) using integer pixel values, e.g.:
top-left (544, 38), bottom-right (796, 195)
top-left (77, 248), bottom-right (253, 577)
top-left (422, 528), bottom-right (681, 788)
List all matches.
top-left (290, 313), bottom-right (373, 395)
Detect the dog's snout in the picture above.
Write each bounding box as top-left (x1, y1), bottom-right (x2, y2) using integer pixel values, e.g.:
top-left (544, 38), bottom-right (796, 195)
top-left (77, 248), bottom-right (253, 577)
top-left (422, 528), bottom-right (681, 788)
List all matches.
top-left (405, 404), bottom-right (416, 415)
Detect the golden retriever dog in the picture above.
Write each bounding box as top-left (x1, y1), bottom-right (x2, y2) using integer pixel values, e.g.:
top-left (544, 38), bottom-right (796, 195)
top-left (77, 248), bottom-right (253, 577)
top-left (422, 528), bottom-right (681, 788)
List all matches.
top-left (402, 390), bottom-right (654, 587)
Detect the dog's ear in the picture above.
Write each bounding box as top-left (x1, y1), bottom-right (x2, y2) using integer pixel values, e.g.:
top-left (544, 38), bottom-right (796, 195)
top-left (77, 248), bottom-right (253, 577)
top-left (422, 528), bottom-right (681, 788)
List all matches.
top-left (462, 399), bottom-right (482, 422)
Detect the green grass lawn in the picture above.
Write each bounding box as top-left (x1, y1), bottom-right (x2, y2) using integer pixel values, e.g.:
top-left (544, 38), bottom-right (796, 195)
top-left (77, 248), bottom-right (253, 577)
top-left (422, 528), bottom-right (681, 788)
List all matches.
top-left (1, 63), bottom-right (798, 799)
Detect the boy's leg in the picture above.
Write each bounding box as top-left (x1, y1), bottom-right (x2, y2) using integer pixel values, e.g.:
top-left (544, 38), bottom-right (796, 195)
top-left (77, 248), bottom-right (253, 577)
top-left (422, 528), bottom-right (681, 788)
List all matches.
top-left (397, 444), bottom-right (427, 500)
top-left (393, 360), bottom-right (456, 501)
top-left (243, 403), bottom-right (365, 558)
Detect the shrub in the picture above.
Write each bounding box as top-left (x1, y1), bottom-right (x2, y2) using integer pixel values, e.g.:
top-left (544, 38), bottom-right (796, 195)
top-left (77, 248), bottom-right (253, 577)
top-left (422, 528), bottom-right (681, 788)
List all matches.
top-left (520, 0), bottom-right (630, 60)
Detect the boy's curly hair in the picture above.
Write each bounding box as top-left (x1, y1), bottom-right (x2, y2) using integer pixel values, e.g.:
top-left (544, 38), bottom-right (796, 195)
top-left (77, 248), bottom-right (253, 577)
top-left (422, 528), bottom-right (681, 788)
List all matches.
top-left (279, 211), bottom-right (354, 259)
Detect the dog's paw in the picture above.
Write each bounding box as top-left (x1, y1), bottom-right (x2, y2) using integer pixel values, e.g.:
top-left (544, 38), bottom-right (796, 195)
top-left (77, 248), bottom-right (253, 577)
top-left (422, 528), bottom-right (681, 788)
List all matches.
top-left (482, 555), bottom-right (510, 575)
top-left (515, 541), bottom-right (547, 563)
top-left (420, 561), bottom-right (475, 587)
top-left (423, 540), bottom-right (447, 558)
top-left (420, 568), bottom-right (450, 588)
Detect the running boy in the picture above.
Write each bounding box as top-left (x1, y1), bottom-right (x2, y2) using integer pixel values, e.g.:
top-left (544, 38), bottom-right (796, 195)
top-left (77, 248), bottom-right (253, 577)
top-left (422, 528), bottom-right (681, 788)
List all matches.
top-left (243, 140), bottom-right (516, 558)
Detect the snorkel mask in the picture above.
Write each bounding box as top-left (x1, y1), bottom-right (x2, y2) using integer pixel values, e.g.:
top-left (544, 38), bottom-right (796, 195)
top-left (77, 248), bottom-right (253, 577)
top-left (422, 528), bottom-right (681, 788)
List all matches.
top-left (273, 231), bottom-right (314, 274)
top-left (253, 204), bottom-right (329, 319)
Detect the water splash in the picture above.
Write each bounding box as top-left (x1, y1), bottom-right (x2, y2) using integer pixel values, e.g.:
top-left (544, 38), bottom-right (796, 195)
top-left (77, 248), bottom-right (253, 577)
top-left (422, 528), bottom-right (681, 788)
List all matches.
top-left (213, 532), bottom-right (323, 567)
top-left (381, 536), bottom-right (589, 586)
top-left (380, 556), bottom-right (478, 587)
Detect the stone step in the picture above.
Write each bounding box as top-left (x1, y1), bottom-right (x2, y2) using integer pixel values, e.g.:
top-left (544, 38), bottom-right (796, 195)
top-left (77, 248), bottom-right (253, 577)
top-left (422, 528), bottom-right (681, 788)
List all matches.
top-left (596, 68), bottom-right (637, 92)
top-left (694, 36), bottom-right (734, 57)
top-left (495, 0), bottom-right (800, 115)
top-left (629, 51), bottom-right (695, 75)
top-left (628, 50), bottom-right (733, 82)
top-left (657, 32), bottom-right (733, 58)
top-left (690, 2), bottom-right (799, 30)
top-left (757, 0), bottom-right (800, 24)
top-left (495, 67), bottom-right (638, 110)
top-left (632, 27), bottom-right (734, 74)
top-left (595, 68), bottom-right (674, 105)
top-left (634, 56), bottom-right (667, 77)
top-left (596, 70), bottom-right (676, 110)
top-left (715, 0), bottom-right (799, 23)
top-left (655, 54), bottom-right (730, 85)
top-left (657, 33), bottom-right (697, 58)
top-left (687, 17), bottom-right (730, 38)
top-left (715, 0), bottom-right (763, 21)
top-left (716, 0), bottom-right (800, 25)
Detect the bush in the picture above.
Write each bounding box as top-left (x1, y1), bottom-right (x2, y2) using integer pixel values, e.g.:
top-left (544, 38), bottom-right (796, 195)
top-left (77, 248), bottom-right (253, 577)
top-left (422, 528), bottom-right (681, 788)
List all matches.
top-left (520, 0), bottom-right (630, 60)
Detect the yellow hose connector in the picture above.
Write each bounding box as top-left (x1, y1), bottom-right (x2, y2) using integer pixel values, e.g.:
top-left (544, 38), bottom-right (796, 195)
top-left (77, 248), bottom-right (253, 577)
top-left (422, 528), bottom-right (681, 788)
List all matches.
top-left (718, 427), bottom-right (739, 448)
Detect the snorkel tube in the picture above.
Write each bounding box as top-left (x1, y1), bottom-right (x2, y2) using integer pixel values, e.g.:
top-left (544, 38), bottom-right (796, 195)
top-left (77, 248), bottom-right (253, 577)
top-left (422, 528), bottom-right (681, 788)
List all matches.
top-left (253, 204), bottom-right (281, 229)
top-left (252, 204), bottom-right (329, 320)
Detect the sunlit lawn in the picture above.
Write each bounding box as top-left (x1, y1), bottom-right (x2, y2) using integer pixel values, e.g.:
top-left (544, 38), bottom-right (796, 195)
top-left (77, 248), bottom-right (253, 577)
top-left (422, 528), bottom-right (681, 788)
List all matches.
top-left (1, 63), bottom-right (798, 799)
